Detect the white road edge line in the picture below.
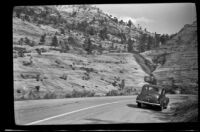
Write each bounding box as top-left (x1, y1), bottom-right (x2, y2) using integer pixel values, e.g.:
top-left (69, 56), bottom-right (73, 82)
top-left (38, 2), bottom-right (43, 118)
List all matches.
top-left (25, 100), bottom-right (129, 125)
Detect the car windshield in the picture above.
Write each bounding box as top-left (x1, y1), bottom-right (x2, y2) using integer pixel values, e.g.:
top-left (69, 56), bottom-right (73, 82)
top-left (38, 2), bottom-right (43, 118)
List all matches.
top-left (148, 86), bottom-right (162, 94)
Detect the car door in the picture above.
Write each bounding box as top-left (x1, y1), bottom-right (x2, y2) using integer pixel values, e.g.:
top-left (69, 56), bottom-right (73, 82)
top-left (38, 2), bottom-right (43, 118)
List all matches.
top-left (160, 89), bottom-right (167, 106)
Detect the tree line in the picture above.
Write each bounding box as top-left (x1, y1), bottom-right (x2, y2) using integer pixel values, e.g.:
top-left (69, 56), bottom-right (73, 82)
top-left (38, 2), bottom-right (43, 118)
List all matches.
top-left (14, 6), bottom-right (173, 54)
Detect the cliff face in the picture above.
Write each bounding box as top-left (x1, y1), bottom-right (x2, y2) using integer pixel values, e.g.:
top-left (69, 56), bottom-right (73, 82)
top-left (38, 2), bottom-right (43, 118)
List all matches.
top-left (142, 21), bottom-right (198, 93)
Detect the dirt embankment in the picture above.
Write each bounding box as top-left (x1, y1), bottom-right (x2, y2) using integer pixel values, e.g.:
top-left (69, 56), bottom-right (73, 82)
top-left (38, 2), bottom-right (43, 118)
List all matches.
top-left (133, 53), bottom-right (156, 75)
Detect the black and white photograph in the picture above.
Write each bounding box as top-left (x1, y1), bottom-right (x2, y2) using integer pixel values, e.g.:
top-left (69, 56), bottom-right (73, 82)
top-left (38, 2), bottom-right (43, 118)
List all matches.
top-left (13, 3), bottom-right (198, 126)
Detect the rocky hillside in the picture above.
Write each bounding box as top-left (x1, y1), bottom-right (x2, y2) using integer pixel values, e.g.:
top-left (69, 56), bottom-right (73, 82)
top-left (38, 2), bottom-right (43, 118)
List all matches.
top-left (13, 5), bottom-right (153, 100)
top-left (13, 5), bottom-right (156, 52)
top-left (142, 21), bottom-right (198, 94)
top-left (14, 48), bottom-right (149, 100)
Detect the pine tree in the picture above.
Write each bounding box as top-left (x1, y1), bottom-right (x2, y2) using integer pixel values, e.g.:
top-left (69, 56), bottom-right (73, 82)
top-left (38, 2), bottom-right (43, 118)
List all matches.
top-left (84, 38), bottom-right (93, 54)
top-left (60, 39), bottom-right (69, 53)
top-left (39, 33), bottom-right (46, 45)
top-left (98, 44), bottom-right (103, 54)
top-left (127, 38), bottom-right (134, 52)
top-left (24, 37), bottom-right (30, 45)
top-left (138, 33), bottom-right (148, 52)
top-left (127, 20), bottom-right (132, 27)
top-left (110, 43), bottom-right (114, 50)
top-left (113, 17), bottom-right (118, 23)
top-left (18, 38), bottom-right (24, 45)
top-left (119, 20), bottom-right (124, 25)
top-left (87, 27), bottom-right (95, 35)
top-left (93, 17), bottom-right (95, 22)
top-left (120, 79), bottom-right (125, 90)
top-left (154, 32), bottom-right (161, 48)
top-left (147, 36), bottom-right (153, 50)
top-left (99, 27), bottom-right (108, 40)
top-left (60, 28), bottom-right (65, 35)
top-left (120, 33), bottom-right (126, 44)
top-left (51, 35), bottom-right (58, 47)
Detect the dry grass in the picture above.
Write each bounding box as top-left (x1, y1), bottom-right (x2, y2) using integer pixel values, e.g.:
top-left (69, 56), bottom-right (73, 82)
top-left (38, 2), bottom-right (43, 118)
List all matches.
top-left (14, 89), bottom-right (96, 100)
top-left (170, 97), bottom-right (198, 122)
top-left (14, 51), bottom-right (148, 101)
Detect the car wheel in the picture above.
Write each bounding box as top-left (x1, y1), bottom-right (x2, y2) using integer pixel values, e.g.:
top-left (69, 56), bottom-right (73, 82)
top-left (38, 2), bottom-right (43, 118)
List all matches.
top-left (159, 105), bottom-right (164, 111)
top-left (137, 103), bottom-right (141, 108)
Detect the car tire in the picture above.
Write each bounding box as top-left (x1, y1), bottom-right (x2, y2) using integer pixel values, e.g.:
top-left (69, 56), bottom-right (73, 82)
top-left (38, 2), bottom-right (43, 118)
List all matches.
top-left (159, 105), bottom-right (164, 111)
top-left (137, 103), bottom-right (141, 108)
top-left (164, 105), bottom-right (167, 109)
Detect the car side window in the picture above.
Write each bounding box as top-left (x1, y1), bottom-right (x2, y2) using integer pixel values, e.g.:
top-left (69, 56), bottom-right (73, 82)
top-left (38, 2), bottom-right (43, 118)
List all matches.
top-left (149, 87), bottom-right (155, 92)
top-left (158, 89), bottom-right (162, 94)
top-left (142, 85), bottom-right (148, 92)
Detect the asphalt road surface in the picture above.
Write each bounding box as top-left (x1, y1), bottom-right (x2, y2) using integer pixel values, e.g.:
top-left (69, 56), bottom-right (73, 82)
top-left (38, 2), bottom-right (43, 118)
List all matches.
top-left (14, 95), bottom-right (194, 125)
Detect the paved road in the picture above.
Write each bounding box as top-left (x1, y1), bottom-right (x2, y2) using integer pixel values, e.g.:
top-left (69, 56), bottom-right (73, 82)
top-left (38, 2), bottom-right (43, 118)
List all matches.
top-left (14, 95), bottom-right (194, 125)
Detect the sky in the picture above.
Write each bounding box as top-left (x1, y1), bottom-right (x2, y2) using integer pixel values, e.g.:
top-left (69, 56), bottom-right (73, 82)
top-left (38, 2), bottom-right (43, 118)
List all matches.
top-left (95, 3), bottom-right (196, 35)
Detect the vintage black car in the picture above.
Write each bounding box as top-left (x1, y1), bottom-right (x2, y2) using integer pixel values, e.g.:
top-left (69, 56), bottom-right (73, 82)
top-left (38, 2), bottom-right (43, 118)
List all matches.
top-left (136, 84), bottom-right (169, 111)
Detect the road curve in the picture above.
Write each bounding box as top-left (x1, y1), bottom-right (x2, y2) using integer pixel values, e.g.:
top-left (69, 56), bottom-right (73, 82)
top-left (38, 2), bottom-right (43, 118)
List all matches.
top-left (14, 95), bottom-right (194, 125)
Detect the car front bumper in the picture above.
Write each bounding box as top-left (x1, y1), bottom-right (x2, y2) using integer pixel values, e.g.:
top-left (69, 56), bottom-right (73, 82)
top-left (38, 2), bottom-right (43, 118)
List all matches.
top-left (136, 100), bottom-right (161, 106)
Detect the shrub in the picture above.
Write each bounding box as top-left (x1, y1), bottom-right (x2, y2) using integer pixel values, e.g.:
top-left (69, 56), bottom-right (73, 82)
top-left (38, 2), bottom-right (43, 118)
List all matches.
top-left (68, 36), bottom-right (77, 45)
top-left (170, 97), bottom-right (198, 122)
top-left (18, 49), bottom-right (25, 57)
top-left (83, 37), bottom-right (93, 54)
top-left (36, 74), bottom-right (40, 81)
top-left (85, 68), bottom-right (94, 73)
top-left (36, 48), bottom-right (42, 55)
top-left (165, 86), bottom-right (176, 94)
top-left (39, 34), bottom-right (46, 45)
top-left (60, 73), bottom-right (67, 80)
top-left (29, 41), bottom-right (35, 47)
top-left (24, 37), bottom-right (31, 45)
top-left (18, 38), bottom-right (24, 45)
top-left (43, 92), bottom-right (57, 99)
top-left (71, 89), bottom-right (95, 98)
top-left (35, 86), bottom-right (40, 92)
top-left (86, 27), bottom-right (96, 35)
top-left (179, 85), bottom-right (198, 94)
top-left (82, 72), bottom-right (90, 80)
top-left (119, 79), bottom-right (125, 90)
top-left (106, 90), bottom-right (120, 96)
top-left (15, 89), bottom-right (96, 100)
top-left (40, 48), bottom-right (47, 53)
top-left (65, 92), bottom-right (73, 98)
top-left (152, 53), bottom-right (168, 65)
top-left (60, 28), bottom-right (65, 35)
top-left (51, 35), bottom-right (58, 47)
top-left (99, 27), bottom-right (108, 40)
top-left (60, 39), bottom-right (70, 53)
top-left (22, 60), bottom-right (32, 66)
top-left (82, 90), bottom-right (95, 97)
top-left (22, 56), bottom-right (33, 66)
top-left (127, 38), bottom-right (134, 52)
